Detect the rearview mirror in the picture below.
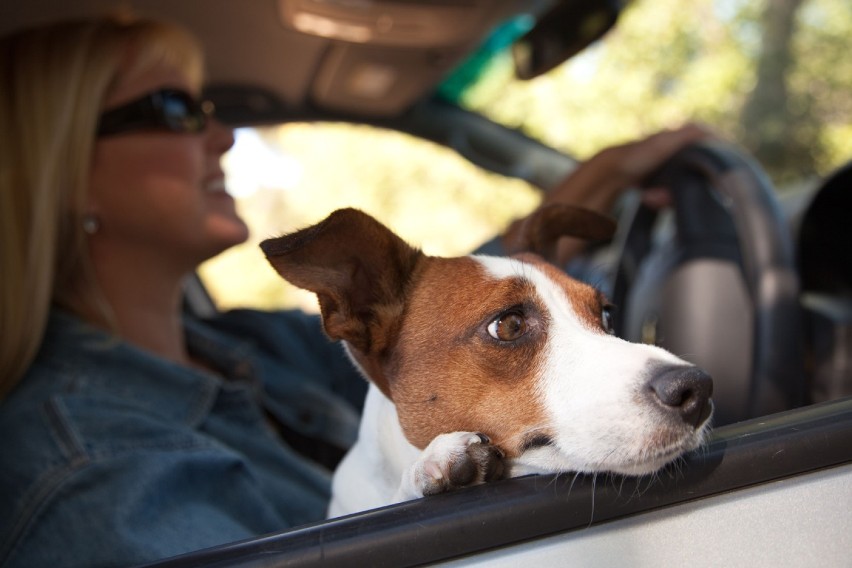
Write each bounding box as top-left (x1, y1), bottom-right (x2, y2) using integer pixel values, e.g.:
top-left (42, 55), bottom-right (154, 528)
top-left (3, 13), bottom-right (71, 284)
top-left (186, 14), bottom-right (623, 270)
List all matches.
top-left (513, 0), bottom-right (625, 80)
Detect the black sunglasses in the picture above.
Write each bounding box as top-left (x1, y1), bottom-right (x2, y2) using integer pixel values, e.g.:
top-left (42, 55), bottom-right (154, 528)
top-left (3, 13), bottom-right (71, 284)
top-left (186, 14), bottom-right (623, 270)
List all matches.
top-left (96, 88), bottom-right (214, 137)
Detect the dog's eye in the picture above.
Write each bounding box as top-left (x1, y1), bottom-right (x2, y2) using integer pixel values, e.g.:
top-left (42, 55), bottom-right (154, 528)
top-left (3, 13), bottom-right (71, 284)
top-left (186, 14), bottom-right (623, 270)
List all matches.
top-left (487, 311), bottom-right (528, 342)
top-left (601, 305), bottom-right (615, 335)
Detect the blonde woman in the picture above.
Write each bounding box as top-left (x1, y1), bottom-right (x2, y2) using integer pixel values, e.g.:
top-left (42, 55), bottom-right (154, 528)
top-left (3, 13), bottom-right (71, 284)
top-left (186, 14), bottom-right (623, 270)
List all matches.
top-left (0, 14), bottom-right (706, 567)
top-left (0, 17), bottom-right (367, 567)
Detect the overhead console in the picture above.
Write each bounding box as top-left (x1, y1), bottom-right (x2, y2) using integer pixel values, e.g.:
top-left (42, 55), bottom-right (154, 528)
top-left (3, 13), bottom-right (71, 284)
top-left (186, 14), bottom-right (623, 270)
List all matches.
top-left (277, 0), bottom-right (624, 116)
top-left (277, 0), bottom-right (528, 115)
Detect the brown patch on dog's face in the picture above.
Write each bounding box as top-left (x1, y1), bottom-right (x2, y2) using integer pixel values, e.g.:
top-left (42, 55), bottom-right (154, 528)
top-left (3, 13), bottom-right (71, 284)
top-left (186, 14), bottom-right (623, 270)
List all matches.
top-left (382, 256), bottom-right (551, 457)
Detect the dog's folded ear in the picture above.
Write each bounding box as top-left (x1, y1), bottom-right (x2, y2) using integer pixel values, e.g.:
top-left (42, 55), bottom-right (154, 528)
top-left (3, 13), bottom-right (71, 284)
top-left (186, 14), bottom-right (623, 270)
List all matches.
top-left (260, 208), bottom-right (423, 355)
top-left (503, 204), bottom-right (616, 263)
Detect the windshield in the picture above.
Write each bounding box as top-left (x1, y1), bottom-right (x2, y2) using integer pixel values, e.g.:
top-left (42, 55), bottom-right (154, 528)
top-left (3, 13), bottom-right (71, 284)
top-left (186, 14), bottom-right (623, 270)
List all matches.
top-left (206, 124), bottom-right (540, 310)
top-left (205, 0), bottom-right (851, 311)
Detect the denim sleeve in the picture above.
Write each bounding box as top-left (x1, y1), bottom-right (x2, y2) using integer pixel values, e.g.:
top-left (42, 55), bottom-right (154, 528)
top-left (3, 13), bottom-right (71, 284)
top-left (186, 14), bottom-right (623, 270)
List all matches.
top-left (473, 235), bottom-right (507, 256)
top-left (5, 450), bottom-right (291, 568)
top-left (207, 309), bottom-right (368, 409)
top-left (1, 393), bottom-right (324, 568)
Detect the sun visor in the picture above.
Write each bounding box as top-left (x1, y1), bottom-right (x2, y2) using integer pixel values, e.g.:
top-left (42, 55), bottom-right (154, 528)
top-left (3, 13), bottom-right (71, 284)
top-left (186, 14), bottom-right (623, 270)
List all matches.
top-left (278, 0), bottom-right (502, 48)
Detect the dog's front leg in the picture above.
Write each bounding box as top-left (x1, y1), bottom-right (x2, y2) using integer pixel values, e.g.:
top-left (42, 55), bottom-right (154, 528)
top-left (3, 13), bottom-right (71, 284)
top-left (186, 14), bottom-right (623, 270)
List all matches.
top-left (395, 432), bottom-right (506, 501)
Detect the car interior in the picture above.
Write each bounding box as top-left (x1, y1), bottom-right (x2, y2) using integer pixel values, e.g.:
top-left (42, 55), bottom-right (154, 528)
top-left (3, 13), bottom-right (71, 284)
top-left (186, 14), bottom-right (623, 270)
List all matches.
top-left (3, 0), bottom-right (851, 566)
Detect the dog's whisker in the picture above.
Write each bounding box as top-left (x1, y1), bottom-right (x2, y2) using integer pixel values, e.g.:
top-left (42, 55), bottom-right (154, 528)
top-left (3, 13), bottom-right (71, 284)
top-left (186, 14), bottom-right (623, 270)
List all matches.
top-left (547, 471), bottom-right (564, 493)
top-left (616, 474), bottom-right (628, 499)
top-left (674, 351), bottom-right (698, 361)
top-left (586, 473), bottom-right (598, 529)
top-left (566, 470), bottom-right (583, 497)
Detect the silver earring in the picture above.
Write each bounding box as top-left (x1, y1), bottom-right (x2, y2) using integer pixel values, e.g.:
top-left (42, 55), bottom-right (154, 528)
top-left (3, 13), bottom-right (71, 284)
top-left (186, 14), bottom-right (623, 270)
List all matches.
top-left (82, 214), bottom-right (101, 235)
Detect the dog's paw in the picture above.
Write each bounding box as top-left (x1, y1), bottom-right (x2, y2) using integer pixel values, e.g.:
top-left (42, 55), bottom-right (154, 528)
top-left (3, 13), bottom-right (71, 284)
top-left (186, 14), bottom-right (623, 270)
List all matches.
top-left (398, 432), bottom-right (506, 500)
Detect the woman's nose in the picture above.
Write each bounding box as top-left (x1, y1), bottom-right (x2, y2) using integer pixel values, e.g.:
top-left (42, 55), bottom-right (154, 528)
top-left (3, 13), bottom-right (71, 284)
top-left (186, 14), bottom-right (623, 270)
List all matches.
top-left (205, 116), bottom-right (235, 154)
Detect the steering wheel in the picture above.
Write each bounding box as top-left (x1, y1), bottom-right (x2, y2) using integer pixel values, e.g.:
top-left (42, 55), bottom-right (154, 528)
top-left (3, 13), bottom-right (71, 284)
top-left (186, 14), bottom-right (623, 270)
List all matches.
top-left (611, 141), bottom-right (805, 425)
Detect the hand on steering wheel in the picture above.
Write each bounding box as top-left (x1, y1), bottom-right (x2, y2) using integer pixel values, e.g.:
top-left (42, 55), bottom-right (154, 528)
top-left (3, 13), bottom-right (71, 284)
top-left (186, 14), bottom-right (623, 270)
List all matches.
top-left (505, 123), bottom-right (713, 266)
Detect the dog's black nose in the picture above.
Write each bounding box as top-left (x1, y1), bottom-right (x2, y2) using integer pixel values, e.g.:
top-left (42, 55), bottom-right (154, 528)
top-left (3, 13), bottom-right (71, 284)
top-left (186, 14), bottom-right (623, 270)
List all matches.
top-left (648, 366), bottom-right (713, 427)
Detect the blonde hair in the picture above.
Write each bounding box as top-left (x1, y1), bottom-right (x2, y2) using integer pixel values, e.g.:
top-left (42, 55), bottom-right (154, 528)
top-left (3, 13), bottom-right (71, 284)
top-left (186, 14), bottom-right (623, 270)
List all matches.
top-left (0, 16), bottom-right (204, 397)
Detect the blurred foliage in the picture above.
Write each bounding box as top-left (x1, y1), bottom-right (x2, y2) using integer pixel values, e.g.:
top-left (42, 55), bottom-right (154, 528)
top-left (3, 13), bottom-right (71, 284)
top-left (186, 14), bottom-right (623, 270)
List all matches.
top-left (458, 0), bottom-right (852, 183)
top-left (791, 0), bottom-right (852, 171)
top-left (201, 0), bottom-right (851, 310)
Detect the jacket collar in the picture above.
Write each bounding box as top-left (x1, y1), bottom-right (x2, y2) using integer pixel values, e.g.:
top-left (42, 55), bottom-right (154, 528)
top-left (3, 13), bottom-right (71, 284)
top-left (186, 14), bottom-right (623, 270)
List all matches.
top-left (28, 308), bottom-right (262, 427)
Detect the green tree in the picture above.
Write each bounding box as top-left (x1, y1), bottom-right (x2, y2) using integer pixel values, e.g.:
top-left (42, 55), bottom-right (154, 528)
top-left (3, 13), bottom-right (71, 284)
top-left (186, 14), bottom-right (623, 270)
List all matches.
top-left (790, 0), bottom-right (852, 174)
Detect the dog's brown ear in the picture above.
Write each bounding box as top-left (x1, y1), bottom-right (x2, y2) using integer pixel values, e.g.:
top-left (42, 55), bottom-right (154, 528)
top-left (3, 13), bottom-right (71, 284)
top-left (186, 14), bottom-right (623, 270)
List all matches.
top-left (504, 204), bottom-right (616, 263)
top-left (260, 208), bottom-right (422, 356)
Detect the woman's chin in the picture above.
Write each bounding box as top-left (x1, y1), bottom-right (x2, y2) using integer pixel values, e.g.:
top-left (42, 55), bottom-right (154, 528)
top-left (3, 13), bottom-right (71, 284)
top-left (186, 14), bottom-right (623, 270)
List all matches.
top-left (205, 216), bottom-right (251, 252)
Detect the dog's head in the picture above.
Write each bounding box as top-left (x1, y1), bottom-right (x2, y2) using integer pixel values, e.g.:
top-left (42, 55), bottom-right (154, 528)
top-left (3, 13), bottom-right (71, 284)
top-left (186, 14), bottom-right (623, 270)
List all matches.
top-left (261, 207), bottom-right (712, 476)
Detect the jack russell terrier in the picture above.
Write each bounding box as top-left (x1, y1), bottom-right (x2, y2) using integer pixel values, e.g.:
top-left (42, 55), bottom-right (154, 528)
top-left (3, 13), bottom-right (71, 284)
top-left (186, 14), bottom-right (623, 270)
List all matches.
top-left (260, 206), bottom-right (713, 517)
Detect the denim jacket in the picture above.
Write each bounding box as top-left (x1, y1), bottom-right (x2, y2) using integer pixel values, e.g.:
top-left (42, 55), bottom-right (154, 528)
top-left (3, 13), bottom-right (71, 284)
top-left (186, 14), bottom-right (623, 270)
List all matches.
top-left (0, 308), bottom-right (366, 567)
